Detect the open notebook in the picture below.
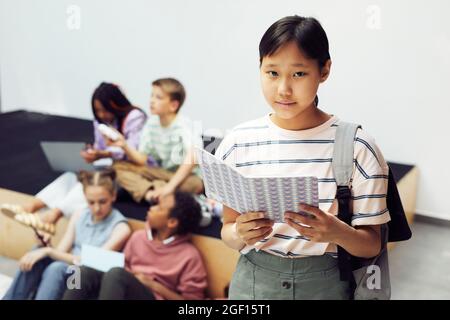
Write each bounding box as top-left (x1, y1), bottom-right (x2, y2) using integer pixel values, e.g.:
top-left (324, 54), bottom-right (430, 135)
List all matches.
top-left (194, 147), bottom-right (319, 222)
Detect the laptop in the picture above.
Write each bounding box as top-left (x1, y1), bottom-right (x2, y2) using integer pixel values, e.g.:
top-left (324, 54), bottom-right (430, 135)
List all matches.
top-left (40, 141), bottom-right (112, 172)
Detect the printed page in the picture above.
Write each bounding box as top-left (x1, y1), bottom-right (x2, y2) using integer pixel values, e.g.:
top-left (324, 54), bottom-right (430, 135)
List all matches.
top-left (195, 147), bottom-right (319, 222)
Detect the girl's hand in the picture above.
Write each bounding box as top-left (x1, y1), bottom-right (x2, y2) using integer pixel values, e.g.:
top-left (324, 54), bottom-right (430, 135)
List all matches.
top-left (235, 212), bottom-right (274, 246)
top-left (104, 128), bottom-right (126, 149)
top-left (145, 185), bottom-right (175, 203)
top-left (19, 248), bottom-right (50, 272)
top-left (80, 147), bottom-right (100, 163)
top-left (284, 204), bottom-right (349, 243)
top-left (34, 230), bottom-right (52, 247)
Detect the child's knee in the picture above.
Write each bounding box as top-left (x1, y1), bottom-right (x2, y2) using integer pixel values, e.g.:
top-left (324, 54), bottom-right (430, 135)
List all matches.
top-left (43, 261), bottom-right (68, 279)
top-left (103, 267), bottom-right (128, 281)
top-left (78, 266), bottom-right (101, 282)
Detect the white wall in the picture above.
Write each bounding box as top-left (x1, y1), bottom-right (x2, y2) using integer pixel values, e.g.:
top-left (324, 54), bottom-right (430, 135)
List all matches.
top-left (1, 0), bottom-right (449, 219)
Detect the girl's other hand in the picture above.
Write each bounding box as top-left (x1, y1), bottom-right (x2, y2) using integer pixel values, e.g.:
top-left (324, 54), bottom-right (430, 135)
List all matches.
top-left (34, 230), bottom-right (52, 247)
top-left (104, 128), bottom-right (126, 149)
top-left (19, 247), bottom-right (50, 272)
top-left (284, 204), bottom-right (348, 243)
top-left (80, 148), bottom-right (99, 163)
top-left (144, 185), bottom-right (175, 203)
top-left (235, 211), bottom-right (274, 246)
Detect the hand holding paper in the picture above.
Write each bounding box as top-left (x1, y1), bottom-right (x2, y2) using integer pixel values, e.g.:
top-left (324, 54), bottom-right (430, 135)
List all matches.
top-left (195, 147), bottom-right (319, 222)
top-left (235, 211), bottom-right (275, 246)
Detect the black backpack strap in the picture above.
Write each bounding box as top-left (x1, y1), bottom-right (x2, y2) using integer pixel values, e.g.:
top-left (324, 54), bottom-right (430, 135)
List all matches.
top-left (332, 121), bottom-right (361, 285)
top-left (336, 186), bottom-right (354, 283)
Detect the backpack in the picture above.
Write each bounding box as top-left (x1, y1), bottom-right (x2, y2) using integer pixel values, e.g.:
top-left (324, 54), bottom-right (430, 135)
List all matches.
top-left (332, 121), bottom-right (412, 300)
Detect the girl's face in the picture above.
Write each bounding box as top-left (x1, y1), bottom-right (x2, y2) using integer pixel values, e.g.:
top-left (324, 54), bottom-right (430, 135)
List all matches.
top-left (260, 41), bottom-right (331, 127)
top-left (93, 99), bottom-right (115, 124)
top-left (149, 85), bottom-right (179, 116)
top-left (84, 185), bottom-right (116, 222)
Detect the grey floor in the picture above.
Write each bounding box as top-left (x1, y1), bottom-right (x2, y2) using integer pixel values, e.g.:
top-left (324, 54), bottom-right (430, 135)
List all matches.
top-left (1, 220), bottom-right (449, 299)
top-left (389, 220), bottom-right (450, 299)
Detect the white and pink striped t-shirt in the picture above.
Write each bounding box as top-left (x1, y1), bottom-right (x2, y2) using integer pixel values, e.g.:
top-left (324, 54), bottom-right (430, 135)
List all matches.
top-left (216, 114), bottom-right (391, 258)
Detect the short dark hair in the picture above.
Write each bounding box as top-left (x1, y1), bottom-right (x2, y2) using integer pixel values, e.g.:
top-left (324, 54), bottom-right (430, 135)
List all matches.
top-left (169, 192), bottom-right (202, 235)
top-left (259, 16), bottom-right (331, 107)
top-left (152, 78), bottom-right (186, 113)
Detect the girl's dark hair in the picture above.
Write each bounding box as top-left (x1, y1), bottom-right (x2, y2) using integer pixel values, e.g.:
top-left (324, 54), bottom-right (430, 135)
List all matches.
top-left (169, 192), bottom-right (202, 235)
top-left (91, 82), bottom-right (144, 133)
top-left (259, 15), bottom-right (331, 106)
top-left (78, 168), bottom-right (117, 195)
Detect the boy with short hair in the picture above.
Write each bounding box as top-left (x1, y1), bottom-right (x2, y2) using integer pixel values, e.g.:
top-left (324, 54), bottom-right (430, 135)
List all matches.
top-left (111, 78), bottom-right (203, 203)
top-left (63, 192), bottom-right (208, 300)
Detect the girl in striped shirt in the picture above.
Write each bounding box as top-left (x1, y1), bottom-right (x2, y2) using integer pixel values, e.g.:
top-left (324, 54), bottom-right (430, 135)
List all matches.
top-left (219, 15), bottom-right (391, 300)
